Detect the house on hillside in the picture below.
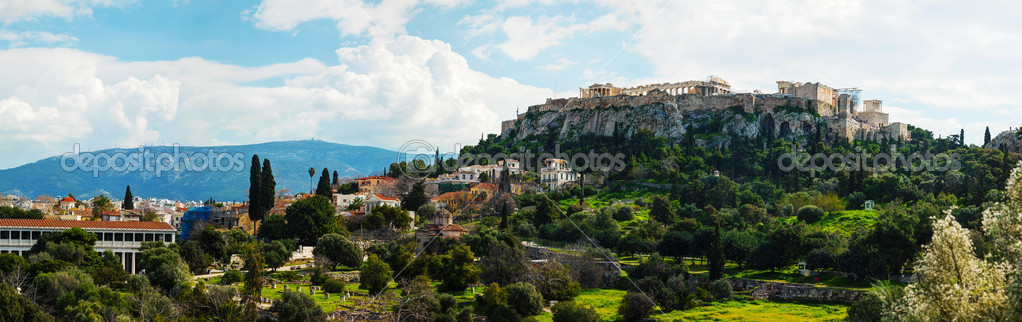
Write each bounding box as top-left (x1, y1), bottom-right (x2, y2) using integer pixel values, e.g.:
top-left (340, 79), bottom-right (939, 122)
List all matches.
top-left (415, 209), bottom-right (469, 247)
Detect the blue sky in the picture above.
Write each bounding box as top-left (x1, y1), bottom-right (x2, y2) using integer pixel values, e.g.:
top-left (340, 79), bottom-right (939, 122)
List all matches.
top-left (1, 0), bottom-right (1020, 169)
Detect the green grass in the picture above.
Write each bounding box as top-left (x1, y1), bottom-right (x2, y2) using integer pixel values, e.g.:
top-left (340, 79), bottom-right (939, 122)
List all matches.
top-left (654, 299), bottom-right (848, 321)
top-left (720, 265), bottom-right (891, 289)
top-left (781, 209), bottom-right (879, 236)
top-left (258, 281), bottom-right (399, 312)
top-left (574, 288), bottom-right (627, 321)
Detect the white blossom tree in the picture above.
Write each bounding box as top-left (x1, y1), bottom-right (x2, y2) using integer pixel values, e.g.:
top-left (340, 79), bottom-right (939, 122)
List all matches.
top-left (892, 162), bottom-right (1022, 320)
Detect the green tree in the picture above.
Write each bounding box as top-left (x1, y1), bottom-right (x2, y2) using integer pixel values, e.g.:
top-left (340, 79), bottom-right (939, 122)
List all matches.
top-left (534, 262), bottom-right (580, 301)
top-left (366, 204), bottom-right (412, 230)
top-left (315, 168), bottom-right (333, 199)
top-left (401, 180), bottom-right (429, 211)
top-left (220, 269), bottom-right (243, 285)
top-left (90, 194), bottom-right (113, 219)
top-left (796, 205), bottom-right (825, 223)
top-left (649, 195), bottom-right (676, 224)
top-left (199, 225), bottom-right (228, 264)
top-left (285, 195), bottom-right (342, 245)
top-left (139, 245), bottom-right (191, 293)
top-left (0, 206), bottom-right (44, 219)
top-left (179, 240), bottom-right (211, 274)
top-left (269, 290), bottom-right (326, 322)
top-left (618, 291), bottom-right (654, 322)
top-left (504, 282), bottom-right (543, 317)
top-left (551, 301), bottom-right (600, 322)
top-left (313, 233), bottom-right (362, 269)
top-left (360, 254), bottom-right (392, 294)
top-left (249, 155), bottom-right (263, 224)
top-left (261, 240), bottom-right (291, 271)
top-left (256, 214), bottom-right (289, 241)
top-left (122, 186), bottom-right (134, 210)
top-left (307, 167), bottom-right (316, 194)
top-left (985, 126), bottom-right (992, 146)
top-left (439, 244), bottom-right (480, 292)
top-left (242, 243), bottom-right (264, 312)
top-left (0, 282), bottom-right (51, 321)
top-left (255, 160), bottom-right (275, 214)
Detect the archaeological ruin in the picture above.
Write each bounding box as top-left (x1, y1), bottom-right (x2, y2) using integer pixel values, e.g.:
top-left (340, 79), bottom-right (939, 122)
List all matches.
top-left (503, 77), bottom-right (910, 143)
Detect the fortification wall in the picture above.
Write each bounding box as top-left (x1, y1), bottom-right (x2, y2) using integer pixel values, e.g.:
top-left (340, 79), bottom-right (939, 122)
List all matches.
top-left (853, 111), bottom-right (889, 127)
top-left (524, 92), bottom-right (817, 116)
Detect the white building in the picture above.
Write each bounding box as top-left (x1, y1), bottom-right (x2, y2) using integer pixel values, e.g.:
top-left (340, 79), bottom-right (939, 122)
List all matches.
top-left (540, 158), bottom-right (577, 191)
top-left (363, 194), bottom-right (400, 212)
top-left (0, 219), bottom-right (176, 274)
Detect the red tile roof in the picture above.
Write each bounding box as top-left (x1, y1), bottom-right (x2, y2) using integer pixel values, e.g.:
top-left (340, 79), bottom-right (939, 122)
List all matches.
top-left (356, 176), bottom-right (395, 181)
top-left (372, 194), bottom-right (399, 201)
top-left (0, 219), bottom-right (175, 231)
top-left (61, 197), bottom-right (75, 202)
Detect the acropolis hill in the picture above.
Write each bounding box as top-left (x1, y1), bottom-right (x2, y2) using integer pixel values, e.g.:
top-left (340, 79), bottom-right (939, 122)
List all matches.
top-left (500, 77), bottom-right (910, 144)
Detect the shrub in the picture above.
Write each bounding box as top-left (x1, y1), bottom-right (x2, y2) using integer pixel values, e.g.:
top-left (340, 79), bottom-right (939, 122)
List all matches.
top-left (359, 254), bottom-right (392, 294)
top-left (322, 278), bottom-right (346, 293)
top-left (504, 282), bottom-right (543, 317)
top-left (551, 301), bottom-right (600, 322)
top-left (708, 279), bottom-right (733, 301)
top-left (618, 291), bottom-right (654, 322)
top-left (220, 269), bottom-right (243, 285)
top-left (797, 205), bottom-right (825, 223)
top-left (516, 222), bottom-right (537, 238)
top-left (847, 293), bottom-right (884, 322)
top-left (309, 270), bottom-right (328, 285)
top-left (269, 290), bottom-right (326, 322)
top-left (613, 206), bottom-right (634, 221)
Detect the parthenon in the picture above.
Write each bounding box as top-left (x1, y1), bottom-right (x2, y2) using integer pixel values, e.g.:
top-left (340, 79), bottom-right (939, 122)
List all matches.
top-left (579, 76), bottom-right (731, 98)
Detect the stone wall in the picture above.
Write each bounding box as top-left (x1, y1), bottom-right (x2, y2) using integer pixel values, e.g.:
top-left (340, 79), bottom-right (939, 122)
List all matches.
top-left (726, 278), bottom-right (865, 303)
top-left (853, 111), bottom-right (889, 127)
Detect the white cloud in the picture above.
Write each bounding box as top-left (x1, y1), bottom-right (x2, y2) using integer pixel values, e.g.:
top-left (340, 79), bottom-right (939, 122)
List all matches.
top-left (0, 0), bottom-right (135, 23)
top-left (539, 58), bottom-right (576, 71)
top-left (247, 0), bottom-right (468, 37)
top-left (0, 36), bottom-right (551, 168)
top-left (461, 7), bottom-right (631, 61)
top-left (0, 29), bottom-right (77, 47)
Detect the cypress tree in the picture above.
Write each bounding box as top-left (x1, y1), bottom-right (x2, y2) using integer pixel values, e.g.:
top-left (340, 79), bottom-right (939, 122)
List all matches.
top-left (985, 127), bottom-right (992, 146)
top-left (262, 159), bottom-right (276, 220)
top-left (316, 168), bottom-right (333, 199)
top-left (332, 170), bottom-right (339, 186)
top-left (122, 186), bottom-right (134, 210)
top-left (960, 129), bottom-right (966, 147)
top-left (249, 155), bottom-right (263, 222)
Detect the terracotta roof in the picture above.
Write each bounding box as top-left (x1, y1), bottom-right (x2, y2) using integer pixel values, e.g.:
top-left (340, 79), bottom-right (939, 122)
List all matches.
top-left (473, 183), bottom-right (497, 190)
top-left (61, 197), bottom-right (75, 202)
top-left (441, 224), bottom-right (468, 232)
top-left (372, 194), bottom-right (399, 201)
top-left (356, 176), bottom-right (395, 181)
top-left (0, 219), bottom-right (175, 231)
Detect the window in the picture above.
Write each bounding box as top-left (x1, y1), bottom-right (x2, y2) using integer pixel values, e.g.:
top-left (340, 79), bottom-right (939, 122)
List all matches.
top-left (124, 233), bottom-right (133, 242)
top-left (115, 233), bottom-right (123, 242)
top-left (32, 231), bottom-right (40, 240)
top-left (164, 234), bottom-right (173, 242)
top-left (144, 233), bottom-right (153, 242)
top-left (0, 231), bottom-right (7, 239)
top-left (135, 233), bottom-right (143, 241)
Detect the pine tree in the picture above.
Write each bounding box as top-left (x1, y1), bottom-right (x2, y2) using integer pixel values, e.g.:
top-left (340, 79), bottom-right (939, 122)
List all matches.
top-left (985, 127), bottom-right (992, 146)
top-left (122, 186), bottom-right (134, 210)
top-left (249, 155), bottom-right (263, 222)
top-left (960, 129), bottom-right (966, 147)
top-left (315, 168), bottom-right (333, 199)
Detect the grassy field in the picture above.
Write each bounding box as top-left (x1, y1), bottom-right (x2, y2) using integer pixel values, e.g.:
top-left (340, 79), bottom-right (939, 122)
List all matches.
top-left (781, 209), bottom-right (879, 236)
top-left (654, 300), bottom-right (848, 321)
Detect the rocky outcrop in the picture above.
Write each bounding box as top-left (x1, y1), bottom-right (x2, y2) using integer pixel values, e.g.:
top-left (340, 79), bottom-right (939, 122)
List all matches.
top-left (985, 130), bottom-right (1022, 154)
top-left (502, 93), bottom-right (827, 148)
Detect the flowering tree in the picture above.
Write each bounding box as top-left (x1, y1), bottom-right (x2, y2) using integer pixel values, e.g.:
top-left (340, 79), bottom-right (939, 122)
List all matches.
top-left (892, 162), bottom-right (1022, 320)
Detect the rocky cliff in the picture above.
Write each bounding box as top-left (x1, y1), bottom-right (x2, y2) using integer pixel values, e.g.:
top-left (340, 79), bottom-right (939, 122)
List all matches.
top-left (500, 91), bottom-right (829, 148)
top-left (985, 130), bottom-right (1022, 154)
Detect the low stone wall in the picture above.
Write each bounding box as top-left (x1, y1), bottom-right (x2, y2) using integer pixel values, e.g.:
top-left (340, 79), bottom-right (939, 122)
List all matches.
top-left (727, 278), bottom-right (865, 303)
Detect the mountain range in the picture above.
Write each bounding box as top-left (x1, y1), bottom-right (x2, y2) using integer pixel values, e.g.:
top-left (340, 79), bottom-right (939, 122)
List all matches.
top-left (0, 140), bottom-right (399, 202)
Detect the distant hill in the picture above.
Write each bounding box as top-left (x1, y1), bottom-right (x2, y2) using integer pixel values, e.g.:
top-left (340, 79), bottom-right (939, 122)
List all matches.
top-left (0, 140), bottom-right (398, 202)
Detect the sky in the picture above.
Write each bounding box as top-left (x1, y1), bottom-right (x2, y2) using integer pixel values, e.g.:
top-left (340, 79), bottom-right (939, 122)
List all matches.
top-left (1, 0), bottom-right (1021, 169)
